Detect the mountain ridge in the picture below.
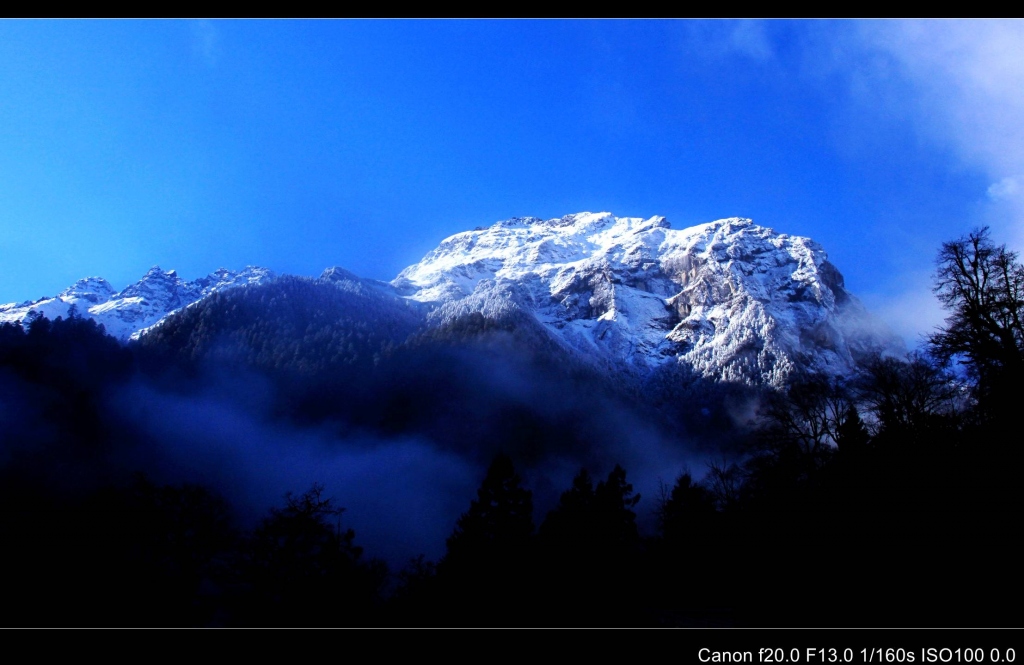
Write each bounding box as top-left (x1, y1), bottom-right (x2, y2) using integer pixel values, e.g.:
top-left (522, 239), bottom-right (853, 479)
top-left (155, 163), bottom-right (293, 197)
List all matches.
top-left (0, 266), bottom-right (276, 341)
top-left (1, 213), bottom-right (903, 386)
top-left (394, 212), bottom-right (903, 386)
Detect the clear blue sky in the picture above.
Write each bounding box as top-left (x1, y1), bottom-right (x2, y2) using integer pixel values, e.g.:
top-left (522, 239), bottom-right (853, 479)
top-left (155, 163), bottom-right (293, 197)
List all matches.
top-left (2, 20), bottom-right (1022, 345)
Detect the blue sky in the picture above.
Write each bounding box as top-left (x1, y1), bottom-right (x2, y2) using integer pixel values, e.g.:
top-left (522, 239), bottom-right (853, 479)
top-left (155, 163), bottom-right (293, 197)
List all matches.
top-left (2, 20), bottom-right (1023, 346)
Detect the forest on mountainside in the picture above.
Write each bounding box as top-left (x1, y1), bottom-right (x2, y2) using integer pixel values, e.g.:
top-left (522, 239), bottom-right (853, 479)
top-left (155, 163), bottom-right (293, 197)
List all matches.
top-left (0, 228), bottom-right (1020, 627)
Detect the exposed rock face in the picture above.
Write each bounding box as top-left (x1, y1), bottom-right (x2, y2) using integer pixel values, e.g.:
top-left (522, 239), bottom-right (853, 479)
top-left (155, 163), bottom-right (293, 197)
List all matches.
top-left (0, 266), bottom-right (275, 341)
top-left (394, 213), bottom-right (903, 386)
top-left (1, 212), bottom-right (902, 387)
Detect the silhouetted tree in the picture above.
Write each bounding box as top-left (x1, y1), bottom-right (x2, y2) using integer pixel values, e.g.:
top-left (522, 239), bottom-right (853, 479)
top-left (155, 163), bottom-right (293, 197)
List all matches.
top-left (857, 353), bottom-right (962, 443)
top-left (656, 471), bottom-right (716, 544)
top-left (833, 402), bottom-right (870, 451)
top-left (445, 453), bottom-right (534, 560)
top-left (704, 458), bottom-right (744, 511)
top-left (929, 226), bottom-right (1024, 419)
top-left (237, 484), bottom-right (384, 626)
top-left (539, 467), bottom-right (596, 545)
top-left (593, 464), bottom-right (641, 546)
top-left (539, 465), bottom-right (641, 547)
top-left (757, 373), bottom-right (859, 465)
top-left (85, 475), bottom-right (238, 626)
top-left (434, 454), bottom-right (536, 624)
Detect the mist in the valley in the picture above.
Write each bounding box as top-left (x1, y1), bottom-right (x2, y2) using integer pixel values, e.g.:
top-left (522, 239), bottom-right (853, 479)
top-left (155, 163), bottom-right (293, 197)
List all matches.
top-left (0, 310), bottom-right (734, 567)
top-left (118, 379), bottom-right (482, 564)
top-left (120, 336), bottom-right (713, 565)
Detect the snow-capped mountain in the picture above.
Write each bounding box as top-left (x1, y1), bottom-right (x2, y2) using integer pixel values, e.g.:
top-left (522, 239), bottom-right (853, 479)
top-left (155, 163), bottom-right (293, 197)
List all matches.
top-left (394, 212), bottom-right (903, 386)
top-left (0, 266), bottom-right (275, 341)
top-left (1, 212), bottom-right (902, 387)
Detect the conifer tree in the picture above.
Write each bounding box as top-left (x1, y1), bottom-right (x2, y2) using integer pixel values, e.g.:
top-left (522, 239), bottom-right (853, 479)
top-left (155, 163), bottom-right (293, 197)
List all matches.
top-left (834, 403), bottom-right (870, 451)
top-left (445, 453), bottom-right (534, 559)
top-left (539, 467), bottom-right (596, 545)
top-left (540, 465), bottom-right (642, 547)
top-left (657, 471), bottom-right (716, 544)
top-left (594, 464), bottom-right (641, 545)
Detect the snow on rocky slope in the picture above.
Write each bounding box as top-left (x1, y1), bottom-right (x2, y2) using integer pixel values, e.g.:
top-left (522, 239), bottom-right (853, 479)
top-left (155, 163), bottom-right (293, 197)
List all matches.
top-left (393, 212), bottom-right (903, 386)
top-left (1, 212), bottom-right (902, 386)
top-left (0, 266), bottom-right (275, 341)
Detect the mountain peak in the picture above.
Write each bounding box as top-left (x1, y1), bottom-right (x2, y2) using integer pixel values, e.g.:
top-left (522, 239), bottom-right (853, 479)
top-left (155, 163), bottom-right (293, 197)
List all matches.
top-left (395, 212), bottom-right (903, 386)
top-left (57, 277), bottom-right (117, 304)
top-left (0, 265), bottom-right (275, 341)
top-left (0, 211), bottom-right (902, 386)
top-left (319, 266), bottom-right (362, 283)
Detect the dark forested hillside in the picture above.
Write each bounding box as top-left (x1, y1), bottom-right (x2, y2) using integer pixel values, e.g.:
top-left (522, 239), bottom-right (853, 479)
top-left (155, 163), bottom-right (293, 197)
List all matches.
top-left (133, 273), bottom-right (708, 469)
top-left (136, 273), bottom-right (424, 376)
top-left (1, 228), bottom-right (1022, 627)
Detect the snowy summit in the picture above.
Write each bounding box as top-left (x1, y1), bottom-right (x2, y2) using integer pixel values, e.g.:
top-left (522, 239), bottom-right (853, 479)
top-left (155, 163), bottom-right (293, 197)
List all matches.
top-left (0, 213), bottom-right (902, 387)
top-left (393, 213), bottom-right (903, 386)
top-left (0, 266), bottom-right (276, 341)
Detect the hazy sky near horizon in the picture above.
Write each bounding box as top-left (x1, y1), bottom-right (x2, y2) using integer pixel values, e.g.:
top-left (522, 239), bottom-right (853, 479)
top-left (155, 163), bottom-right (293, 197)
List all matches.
top-left (2, 20), bottom-right (1023, 346)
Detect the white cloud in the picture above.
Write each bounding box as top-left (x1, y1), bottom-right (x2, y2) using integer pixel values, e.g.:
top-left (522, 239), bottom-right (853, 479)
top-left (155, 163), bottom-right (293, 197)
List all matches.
top-left (675, 21), bottom-right (1024, 345)
top-left (847, 21), bottom-right (1024, 235)
top-left (863, 270), bottom-right (948, 351)
top-left (988, 176), bottom-right (1020, 201)
top-left (858, 21), bottom-right (1024, 171)
top-left (690, 21), bottom-right (1024, 198)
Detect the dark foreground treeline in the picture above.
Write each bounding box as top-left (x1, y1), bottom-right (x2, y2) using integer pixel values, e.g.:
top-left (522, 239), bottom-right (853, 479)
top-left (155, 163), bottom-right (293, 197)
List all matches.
top-left (1, 227), bottom-right (1021, 627)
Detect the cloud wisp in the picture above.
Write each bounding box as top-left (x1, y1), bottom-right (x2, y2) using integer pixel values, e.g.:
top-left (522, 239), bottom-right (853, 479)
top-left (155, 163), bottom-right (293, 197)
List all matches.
top-left (849, 21), bottom-right (1024, 241)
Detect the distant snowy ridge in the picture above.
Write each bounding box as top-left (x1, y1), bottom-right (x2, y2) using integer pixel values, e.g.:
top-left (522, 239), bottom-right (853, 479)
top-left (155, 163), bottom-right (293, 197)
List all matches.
top-left (0, 266), bottom-right (275, 341)
top-left (394, 212), bottom-right (904, 386)
top-left (1, 212), bottom-right (903, 387)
